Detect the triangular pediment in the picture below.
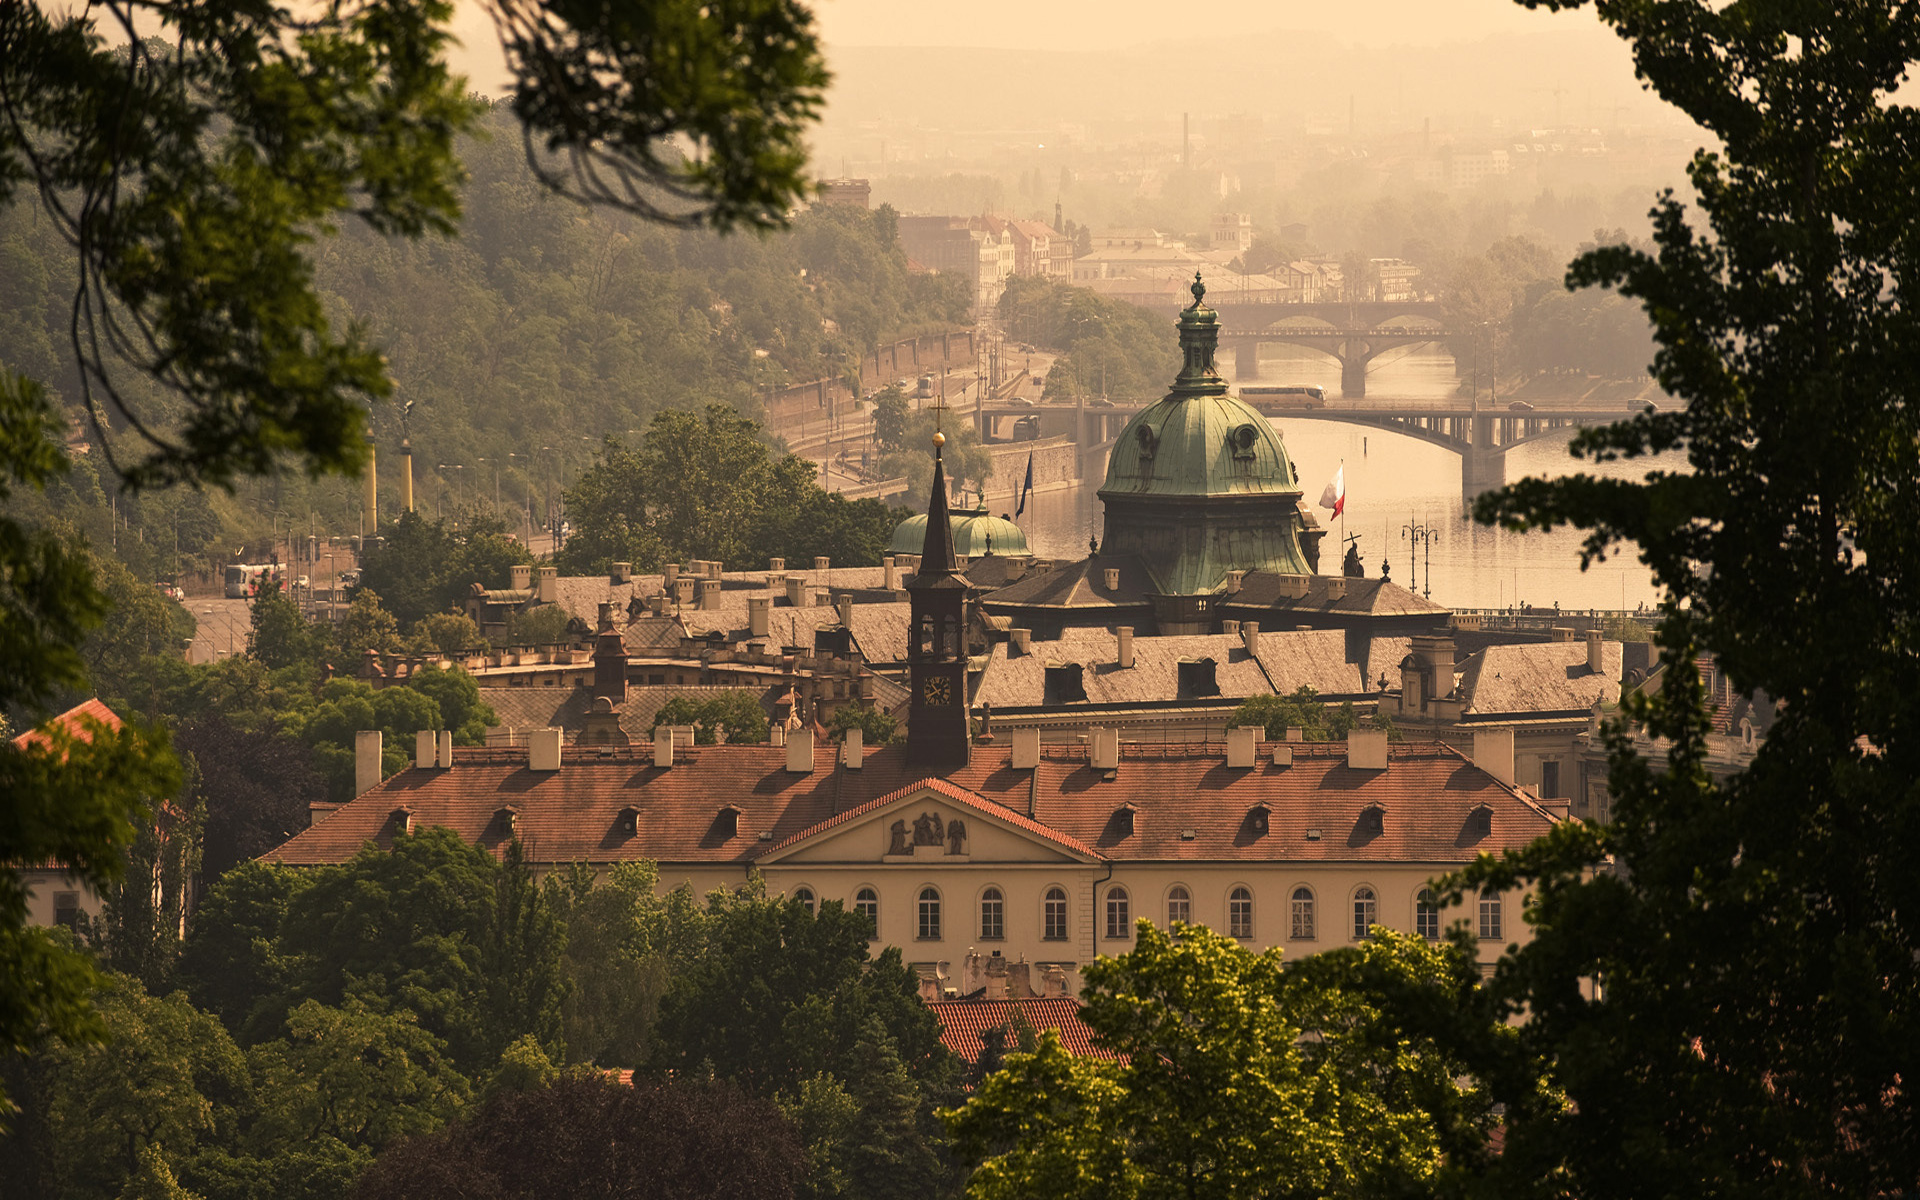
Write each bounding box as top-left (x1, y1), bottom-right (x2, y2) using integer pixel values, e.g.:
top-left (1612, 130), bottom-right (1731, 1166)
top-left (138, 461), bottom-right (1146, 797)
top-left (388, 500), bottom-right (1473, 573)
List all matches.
top-left (756, 778), bottom-right (1104, 867)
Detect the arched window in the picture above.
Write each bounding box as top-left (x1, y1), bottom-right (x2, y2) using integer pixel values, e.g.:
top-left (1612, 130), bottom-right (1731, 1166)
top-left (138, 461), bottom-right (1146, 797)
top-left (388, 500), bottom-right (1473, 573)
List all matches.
top-left (917, 887), bottom-right (942, 940)
top-left (1415, 888), bottom-right (1440, 941)
top-left (1289, 886), bottom-right (1315, 940)
top-left (854, 887), bottom-right (879, 938)
top-left (1478, 889), bottom-right (1503, 941)
top-left (1166, 884), bottom-right (1192, 926)
top-left (1105, 887), bottom-right (1131, 940)
top-left (1351, 886), bottom-right (1377, 940)
top-left (1043, 887), bottom-right (1069, 941)
top-left (793, 886), bottom-right (816, 916)
top-left (1229, 886), bottom-right (1255, 939)
top-left (980, 887), bottom-right (1005, 940)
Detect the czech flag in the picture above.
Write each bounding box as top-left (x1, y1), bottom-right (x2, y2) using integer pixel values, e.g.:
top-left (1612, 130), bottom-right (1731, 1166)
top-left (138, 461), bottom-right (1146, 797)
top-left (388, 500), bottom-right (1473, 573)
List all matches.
top-left (1318, 465), bottom-right (1345, 518)
top-left (1015, 451), bottom-right (1035, 516)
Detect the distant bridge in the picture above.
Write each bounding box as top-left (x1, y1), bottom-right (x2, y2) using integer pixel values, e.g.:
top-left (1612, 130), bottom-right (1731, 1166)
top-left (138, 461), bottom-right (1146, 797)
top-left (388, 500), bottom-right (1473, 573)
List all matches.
top-left (1127, 298), bottom-right (1452, 398)
top-left (973, 394), bottom-right (1653, 499)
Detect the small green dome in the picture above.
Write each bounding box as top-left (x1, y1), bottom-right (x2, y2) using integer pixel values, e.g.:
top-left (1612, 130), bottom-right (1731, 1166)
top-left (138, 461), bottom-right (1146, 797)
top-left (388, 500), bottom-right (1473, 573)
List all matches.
top-left (890, 508), bottom-right (1030, 557)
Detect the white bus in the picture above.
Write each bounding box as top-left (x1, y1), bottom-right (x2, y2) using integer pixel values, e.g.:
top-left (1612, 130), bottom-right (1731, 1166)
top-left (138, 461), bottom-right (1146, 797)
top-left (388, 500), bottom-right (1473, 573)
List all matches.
top-left (224, 563), bottom-right (282, 598)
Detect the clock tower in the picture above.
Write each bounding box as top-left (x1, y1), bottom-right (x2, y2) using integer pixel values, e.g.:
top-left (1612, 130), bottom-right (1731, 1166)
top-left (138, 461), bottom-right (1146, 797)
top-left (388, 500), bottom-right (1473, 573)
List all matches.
top-left (906, 434), bottom-right (972, 767)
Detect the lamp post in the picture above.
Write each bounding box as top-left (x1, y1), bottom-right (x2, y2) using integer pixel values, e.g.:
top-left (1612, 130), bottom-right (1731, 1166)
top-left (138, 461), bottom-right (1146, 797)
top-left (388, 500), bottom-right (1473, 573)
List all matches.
top-left (1402, 520), bottom-right (1441, 599)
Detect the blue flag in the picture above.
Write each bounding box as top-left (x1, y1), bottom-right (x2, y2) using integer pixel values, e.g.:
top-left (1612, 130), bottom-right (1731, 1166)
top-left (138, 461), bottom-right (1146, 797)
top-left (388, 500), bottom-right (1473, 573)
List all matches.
top-left (1016, 452), bottom-right (1034, 516)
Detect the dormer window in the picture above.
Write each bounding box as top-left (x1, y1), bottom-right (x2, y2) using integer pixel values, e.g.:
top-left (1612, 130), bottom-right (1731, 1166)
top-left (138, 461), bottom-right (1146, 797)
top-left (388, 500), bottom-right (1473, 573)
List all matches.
top-left (1045, 662), bottom-right (1088, 704)
top-left (1177, 658), bottom-right (1220, 698)
top-left (1247, 803), bottom-right (1270, 836)
top-left (391, 806), bottom-right (415, 835)
top-left (1112, 804), bottom-right (1137, 838)
top-left (495, 806), bottom-right (520, 837)
top-left (1357, 803), bottom-right (1385, 838)
top-left (716, 805), bottom-right (742, 839)
top-left (617, 806), bottom-right (640, 836)
top-left (1466, 803), bottom-right (1494, 841)
top-left (1229, 423), bottom-right (1259, 471)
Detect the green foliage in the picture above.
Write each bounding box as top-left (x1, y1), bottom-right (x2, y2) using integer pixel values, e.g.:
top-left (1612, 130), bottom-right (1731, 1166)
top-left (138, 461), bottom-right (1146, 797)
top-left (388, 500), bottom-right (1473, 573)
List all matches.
top-left (1448, 3), bottom-right (1920, 1195)
top-left (334, 589), bottom-right (404, 662)
top-left (654, 691), bottom-right (772, 745)
top-left (178, 862), bottom-right (304, 1035)
top-left (245, 588), bottom-right (329, 672)
top-left (558, 407), bottom-right (902, 575)
top-left (874, 409), bottom-right (993, 513)
top-left (945, 923), bottom-right (1498, 1200)
top-left (997, 276), bottom-right (1179, 404)
top-left (352, 1074), bottom-right (805, 1200)
top-left (825, 705), bottom-right (899, 746)
top-left (412, 610), bottom-right (484, 655)
top-left (1226, 686), bottom-right (1366, 742)
top-left (498, 603), bottom-right (574, 648)
top-left (84, 552), bottom-right (195, 706)
top-left (355, 512), bottom-right (533, 632)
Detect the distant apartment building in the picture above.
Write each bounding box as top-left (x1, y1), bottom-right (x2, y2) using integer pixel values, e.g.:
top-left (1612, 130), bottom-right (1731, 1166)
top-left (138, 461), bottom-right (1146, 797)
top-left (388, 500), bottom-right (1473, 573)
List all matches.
top-left (896, 213), bottom-right (1070, 315)
top-left (1416, 149), bottom-right (1512, 190)
top-left (1211, 212), bottom-right (1253, 255)
top-left (818, 178), bottom-right (872, 209)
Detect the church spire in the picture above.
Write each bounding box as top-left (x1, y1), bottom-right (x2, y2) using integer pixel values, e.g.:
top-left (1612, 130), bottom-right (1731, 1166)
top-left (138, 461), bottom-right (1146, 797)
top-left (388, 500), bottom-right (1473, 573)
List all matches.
top-left (919, 433), bottom-right (958, 576)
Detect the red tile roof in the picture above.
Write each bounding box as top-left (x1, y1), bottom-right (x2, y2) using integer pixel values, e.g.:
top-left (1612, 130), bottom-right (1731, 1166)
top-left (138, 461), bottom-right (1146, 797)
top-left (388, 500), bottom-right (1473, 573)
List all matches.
top-left (11, 698), bottom-right (122, 754)
top-left (928, 996), bottom-right (1118, 1064)
top-left (261, 740), bottom-right (1555, 868)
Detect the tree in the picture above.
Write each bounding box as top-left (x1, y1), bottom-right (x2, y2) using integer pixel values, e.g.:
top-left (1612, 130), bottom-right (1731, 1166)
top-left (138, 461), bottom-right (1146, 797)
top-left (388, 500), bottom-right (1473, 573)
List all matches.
top-left (1448, 3), bottom-right (1920, 1196)
top-left (543, 862), bottom-right (707, 1068)
top-left (352, 1073), bottom-right (804, 1200)
top-left (1226, 686), bottom-right (1367, 742)
top-left (178, 861), bottom-right (305, 1037)
top-left (654, 691), bottom-right (772, 746)
top-left (334, 589), bottom-right (404, 662)
top-left (944, 923), bottom-right (1497, 1200)
top-left (356, 511), bottom-right (534, 631)
top-left (825, 705), bottom-right (898, 746)
top-left (246, 588), bottom-right (330, 672)
top-left (1, 0), bottom-right (830, 1125)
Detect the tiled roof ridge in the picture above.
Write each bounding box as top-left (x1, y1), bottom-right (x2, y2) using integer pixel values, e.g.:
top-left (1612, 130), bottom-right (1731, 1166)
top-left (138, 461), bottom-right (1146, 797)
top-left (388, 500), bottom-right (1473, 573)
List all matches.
top-left (10, 697), bottom-right (123, 751)
top-left (759, 774), bottom-right (1106, 862)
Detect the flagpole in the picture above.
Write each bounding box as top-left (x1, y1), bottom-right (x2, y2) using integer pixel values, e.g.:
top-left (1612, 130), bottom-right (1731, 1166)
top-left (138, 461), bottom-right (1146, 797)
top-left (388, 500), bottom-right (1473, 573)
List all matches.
top-left (1339, 457), bottom-right (1345, 561)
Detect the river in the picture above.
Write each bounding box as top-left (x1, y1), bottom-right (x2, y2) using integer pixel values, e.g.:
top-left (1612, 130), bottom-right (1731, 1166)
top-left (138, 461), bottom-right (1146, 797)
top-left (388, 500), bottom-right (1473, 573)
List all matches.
top-left (1014, 345), bottom-right (1670, 613)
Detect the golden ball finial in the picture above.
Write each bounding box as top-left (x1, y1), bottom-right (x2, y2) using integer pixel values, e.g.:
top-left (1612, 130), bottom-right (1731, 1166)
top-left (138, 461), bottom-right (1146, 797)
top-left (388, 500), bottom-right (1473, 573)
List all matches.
top-left (932, 431), bottom-right (946, 448)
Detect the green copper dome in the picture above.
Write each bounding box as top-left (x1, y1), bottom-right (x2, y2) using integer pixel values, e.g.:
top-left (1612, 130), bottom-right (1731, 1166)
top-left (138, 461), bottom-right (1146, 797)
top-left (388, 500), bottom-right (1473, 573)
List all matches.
top-left (1096, 272), bottom-right (1317, 598)
top-left (890, 508), bottom-right (1030, 558)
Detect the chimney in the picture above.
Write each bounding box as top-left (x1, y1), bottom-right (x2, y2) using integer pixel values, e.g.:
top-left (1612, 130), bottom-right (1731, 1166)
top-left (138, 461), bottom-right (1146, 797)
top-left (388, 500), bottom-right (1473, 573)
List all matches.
top-left (416, 728), bottom-right (437, 770)
top-left (768, 557), bottom-right (785, 573)
top-left (1272, 744), bottom-right (1293, 767)
top-left (786, 726), bottom-right (815, 773)
top-left (698, 579), bottom-right (721, 610)
top-left (1285, 726), bottom-right (1305, 742)
top-left (1346, 728), bottom-right (1389, 770)
top-left (1009, 628), bottom-right (1032, 656)
top-left (785, 576), bottom-right (809, 609)
top-left (842, 727), bottom-right (864, 768)
top-left (1473, 728), bottom-right (1516, 787)
top-left (1226, 569), bottom-right (1246, 593)
top-left (1552, 626), bottom-right (1575, 642)
top-left (1011, 727), bottom-right (1041, 769)
top-left (654, 723), bottom-right (675, 767)
top-left (836, 594), bottom-right (853, 627)
top-left (749, 596), bottom-right (771, 638)
top-left (612, 561), bottom-right (631, 584)
top-left (536, 566), bottom-right (557, 604)
top-left (708, 560), bottom-right (723, 580)
top-left (883, 556), bottom-right (899, 590)
top-left (664, 563), bottom-right (680, 585)
top-left (1222, 619), bottom-right (1240, 637)
top-left (1326, 577), bottom-right (1346, 600)
top-left (511, 563), bottom-right (532, 591)
top-left (1241, 620), bottom-right (1261, 655)
top-left (355, 730), bottom-right (383, 796)
top-left (675, 577), bottom-right (695, 607)
top-left (1116, 626), bottom-right (1134, 669)
top-left (1090, 727), bottom-right (1119, 771)
top-left (438, 729), bottom-right (453, 768)
top-left (1586, 628), bottom-right (1604, 674)
top-left (1226, 725), bottom-right (1258, 769)
top-left (1103, 567), bottom-right (1120, 591)
top-left (813, 556), bottom-right (830, 573)
top-left (528, 727), bottom-right (562, 772)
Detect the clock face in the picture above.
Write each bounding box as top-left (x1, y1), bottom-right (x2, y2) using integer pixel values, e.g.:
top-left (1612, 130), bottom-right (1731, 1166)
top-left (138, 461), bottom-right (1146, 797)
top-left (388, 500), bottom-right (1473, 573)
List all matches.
top-left (920, 676), bottom-right (952, 706)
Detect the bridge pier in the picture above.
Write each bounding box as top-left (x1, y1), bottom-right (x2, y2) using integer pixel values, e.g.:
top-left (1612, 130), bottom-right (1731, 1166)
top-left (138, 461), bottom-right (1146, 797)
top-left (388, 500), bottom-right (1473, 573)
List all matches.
top-left (1464, 413), bottom-right (1505, 500)
top-left (1234, 341), bottom-right (1260, 379)
top-left (1340, 356), bottom-right (1367, 398)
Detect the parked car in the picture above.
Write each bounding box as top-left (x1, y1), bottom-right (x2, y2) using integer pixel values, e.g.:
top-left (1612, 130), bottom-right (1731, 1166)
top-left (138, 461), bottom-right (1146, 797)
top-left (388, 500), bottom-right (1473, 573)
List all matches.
top-left (154, 582), bottom-right (185, 601)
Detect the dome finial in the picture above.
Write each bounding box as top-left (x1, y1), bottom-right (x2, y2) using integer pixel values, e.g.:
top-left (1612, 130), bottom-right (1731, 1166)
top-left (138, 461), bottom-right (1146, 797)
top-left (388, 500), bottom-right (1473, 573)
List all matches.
top-left (1188, 271), bottom-right (1206, 309)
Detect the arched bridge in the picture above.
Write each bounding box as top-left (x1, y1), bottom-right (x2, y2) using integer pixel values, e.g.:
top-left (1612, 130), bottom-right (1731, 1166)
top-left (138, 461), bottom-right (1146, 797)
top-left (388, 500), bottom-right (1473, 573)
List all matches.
top-left (1131, 298), bottom-right (1452, 398)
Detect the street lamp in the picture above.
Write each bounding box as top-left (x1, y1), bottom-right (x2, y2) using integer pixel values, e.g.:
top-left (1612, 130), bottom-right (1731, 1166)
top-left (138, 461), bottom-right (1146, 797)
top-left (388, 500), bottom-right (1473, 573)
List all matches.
top-left (1402, 520), bottom-right (1441, 599)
